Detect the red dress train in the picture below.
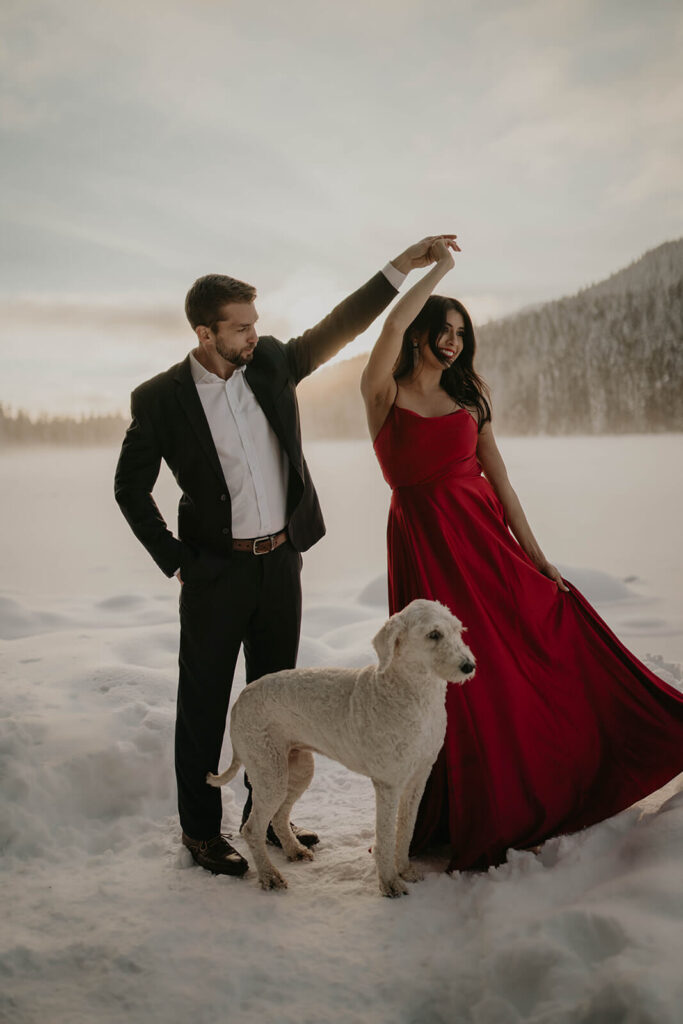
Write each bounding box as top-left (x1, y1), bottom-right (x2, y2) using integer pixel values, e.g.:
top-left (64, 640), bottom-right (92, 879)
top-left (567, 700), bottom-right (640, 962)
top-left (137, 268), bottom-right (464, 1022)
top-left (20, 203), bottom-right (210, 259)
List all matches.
top-left (373, 405), bottom-right (683, 871)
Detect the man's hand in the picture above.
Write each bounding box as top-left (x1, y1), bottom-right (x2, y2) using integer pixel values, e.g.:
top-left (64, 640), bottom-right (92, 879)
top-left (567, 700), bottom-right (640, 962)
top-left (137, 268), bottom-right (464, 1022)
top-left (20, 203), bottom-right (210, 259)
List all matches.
top-left (391, 235), bottom-right (461, 275)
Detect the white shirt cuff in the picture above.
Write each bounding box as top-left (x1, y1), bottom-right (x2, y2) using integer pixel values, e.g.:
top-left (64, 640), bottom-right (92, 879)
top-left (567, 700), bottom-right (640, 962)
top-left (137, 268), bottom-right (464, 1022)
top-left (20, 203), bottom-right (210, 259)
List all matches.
top-left (381, 262), bottom-right (407, 291)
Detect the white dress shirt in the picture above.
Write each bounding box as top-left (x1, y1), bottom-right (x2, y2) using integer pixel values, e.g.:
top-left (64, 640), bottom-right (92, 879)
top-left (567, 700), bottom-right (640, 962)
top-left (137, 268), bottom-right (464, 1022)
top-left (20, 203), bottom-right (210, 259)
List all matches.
top-left (190, 354), bottom-right (290, 537)
top-left (188, 263), bottom-right (406, 540)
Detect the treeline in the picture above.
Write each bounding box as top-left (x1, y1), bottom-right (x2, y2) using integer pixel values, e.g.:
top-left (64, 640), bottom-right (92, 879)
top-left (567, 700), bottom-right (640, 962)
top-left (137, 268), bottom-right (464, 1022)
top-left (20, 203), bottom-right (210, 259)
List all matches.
top-left (0, 404), bottom-right (127, 446)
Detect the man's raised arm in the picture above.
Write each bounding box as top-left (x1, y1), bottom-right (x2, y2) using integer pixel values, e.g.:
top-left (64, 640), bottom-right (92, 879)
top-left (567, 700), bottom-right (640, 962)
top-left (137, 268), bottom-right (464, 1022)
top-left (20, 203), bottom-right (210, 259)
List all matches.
top-left (285, 236), bottom-right (457, 383)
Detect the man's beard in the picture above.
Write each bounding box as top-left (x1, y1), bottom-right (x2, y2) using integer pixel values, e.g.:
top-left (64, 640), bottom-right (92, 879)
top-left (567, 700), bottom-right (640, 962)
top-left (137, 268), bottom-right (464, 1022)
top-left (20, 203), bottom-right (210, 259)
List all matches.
top-left (215, 341), bottom-right (255, 366)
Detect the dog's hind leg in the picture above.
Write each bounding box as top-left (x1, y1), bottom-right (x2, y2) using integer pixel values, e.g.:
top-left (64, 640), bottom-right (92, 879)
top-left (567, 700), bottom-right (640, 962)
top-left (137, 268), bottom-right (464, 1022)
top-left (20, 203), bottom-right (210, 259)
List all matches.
top-left (395, 763), bottom-right (433, 883)
top-left (271, 749), bottom-right (315, 862)
top-left (372, 781), bottom-right (407, 898)
top-left (241, 744), bottom-right (291, 890)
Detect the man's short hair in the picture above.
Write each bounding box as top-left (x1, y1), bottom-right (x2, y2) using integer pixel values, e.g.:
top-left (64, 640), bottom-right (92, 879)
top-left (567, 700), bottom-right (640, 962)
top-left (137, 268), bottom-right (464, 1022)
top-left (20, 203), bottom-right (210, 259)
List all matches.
top-left (185, 274), bottom-right (257, 330)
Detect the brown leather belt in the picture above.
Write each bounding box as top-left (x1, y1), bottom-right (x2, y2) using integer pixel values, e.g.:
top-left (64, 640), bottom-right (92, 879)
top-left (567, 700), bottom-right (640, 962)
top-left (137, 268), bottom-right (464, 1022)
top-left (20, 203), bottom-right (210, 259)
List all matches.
top-left (232, 529), bottom-right (288, 555)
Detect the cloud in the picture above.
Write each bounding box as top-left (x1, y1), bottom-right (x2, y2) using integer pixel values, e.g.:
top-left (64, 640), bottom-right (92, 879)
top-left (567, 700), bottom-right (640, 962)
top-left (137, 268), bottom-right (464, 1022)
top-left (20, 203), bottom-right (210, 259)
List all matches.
top-left (610, 151), bottom-right (683, 207)
top-left (0, 0), bottom-right (681, 314)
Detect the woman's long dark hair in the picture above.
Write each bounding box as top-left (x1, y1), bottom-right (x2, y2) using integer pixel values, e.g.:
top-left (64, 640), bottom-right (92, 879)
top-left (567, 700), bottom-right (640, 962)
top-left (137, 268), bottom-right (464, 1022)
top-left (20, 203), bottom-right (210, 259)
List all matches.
top-left (393, 295), bottom-right (491, 430)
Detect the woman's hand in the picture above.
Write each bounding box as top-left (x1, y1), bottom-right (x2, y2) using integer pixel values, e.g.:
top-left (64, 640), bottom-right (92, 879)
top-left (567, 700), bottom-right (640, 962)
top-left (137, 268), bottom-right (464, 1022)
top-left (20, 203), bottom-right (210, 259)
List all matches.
top-left (536, 559), bottom-right (569, 592)
top-left (429, 236), bottom-right (456, 267)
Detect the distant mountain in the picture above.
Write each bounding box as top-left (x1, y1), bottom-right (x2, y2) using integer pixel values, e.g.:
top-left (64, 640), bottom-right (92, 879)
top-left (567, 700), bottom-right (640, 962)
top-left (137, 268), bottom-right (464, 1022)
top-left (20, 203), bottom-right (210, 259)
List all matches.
top-left (297, 239), bottom-right (683, 437)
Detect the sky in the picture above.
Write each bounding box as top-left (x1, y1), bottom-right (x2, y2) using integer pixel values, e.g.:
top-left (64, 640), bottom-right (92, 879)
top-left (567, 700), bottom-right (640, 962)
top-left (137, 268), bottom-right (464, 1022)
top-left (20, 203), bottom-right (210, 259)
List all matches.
top-left (1, 0), bottom-right (682, 415)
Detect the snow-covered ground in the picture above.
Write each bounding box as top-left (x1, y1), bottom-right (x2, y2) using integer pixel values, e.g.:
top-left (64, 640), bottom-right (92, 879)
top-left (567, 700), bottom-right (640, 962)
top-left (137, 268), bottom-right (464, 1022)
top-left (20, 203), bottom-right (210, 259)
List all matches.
top-left (1, 437), bottom-right (682, 1024)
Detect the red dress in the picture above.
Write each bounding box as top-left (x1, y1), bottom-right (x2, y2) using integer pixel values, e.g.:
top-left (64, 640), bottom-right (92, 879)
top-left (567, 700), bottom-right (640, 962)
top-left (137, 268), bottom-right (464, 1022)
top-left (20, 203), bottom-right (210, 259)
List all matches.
top-left (373, 404), bottom-right (683, 871)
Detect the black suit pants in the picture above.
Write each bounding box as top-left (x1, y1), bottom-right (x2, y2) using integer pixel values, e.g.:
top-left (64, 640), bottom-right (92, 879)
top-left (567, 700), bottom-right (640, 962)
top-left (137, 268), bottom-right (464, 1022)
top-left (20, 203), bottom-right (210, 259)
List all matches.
top-left (175, 541), bottom-right (302, 839)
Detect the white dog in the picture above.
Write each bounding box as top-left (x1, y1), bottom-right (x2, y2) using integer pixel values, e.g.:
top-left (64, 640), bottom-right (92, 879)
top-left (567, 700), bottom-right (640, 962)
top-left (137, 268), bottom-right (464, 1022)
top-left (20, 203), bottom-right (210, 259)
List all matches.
top-left (207, 599), bottom-right (476, 897)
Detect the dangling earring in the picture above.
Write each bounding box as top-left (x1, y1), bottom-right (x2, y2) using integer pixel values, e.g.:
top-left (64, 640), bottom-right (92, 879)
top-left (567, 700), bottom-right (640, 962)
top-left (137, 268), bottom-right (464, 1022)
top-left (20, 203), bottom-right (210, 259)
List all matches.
top-left (412, 342), bottom-right (419, 366)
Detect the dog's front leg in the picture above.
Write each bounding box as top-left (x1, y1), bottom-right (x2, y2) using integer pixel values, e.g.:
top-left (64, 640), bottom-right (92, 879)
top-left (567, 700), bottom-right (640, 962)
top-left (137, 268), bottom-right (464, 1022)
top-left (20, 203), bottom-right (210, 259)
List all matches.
top-left (372, 780), bottom-right (407, 898)
top-left (395, 763), bottom-right (433, 883)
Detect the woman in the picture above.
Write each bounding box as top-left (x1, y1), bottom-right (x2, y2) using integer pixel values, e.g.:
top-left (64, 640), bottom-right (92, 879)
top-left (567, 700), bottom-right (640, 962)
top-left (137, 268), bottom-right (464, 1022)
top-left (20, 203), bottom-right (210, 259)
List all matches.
top-left (361, 235), bottom-right (683, 871)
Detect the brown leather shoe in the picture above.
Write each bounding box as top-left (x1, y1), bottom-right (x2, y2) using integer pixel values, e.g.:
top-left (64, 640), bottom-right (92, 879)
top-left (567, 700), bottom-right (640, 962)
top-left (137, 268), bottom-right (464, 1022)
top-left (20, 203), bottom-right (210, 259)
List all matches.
top-left (182, 832), bottom-right (249, 876)
top-left (266, 823), bottom-right (319, 849)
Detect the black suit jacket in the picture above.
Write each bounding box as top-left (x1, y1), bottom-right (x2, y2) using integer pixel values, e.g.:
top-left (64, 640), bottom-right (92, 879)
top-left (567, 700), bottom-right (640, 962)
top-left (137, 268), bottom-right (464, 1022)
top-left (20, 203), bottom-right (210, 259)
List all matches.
top-left (114, 270), bottom-right (397, 577)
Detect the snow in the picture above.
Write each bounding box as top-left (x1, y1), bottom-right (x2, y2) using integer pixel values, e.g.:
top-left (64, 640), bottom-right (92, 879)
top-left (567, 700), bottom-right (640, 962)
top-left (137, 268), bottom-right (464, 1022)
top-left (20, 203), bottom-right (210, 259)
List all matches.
top-left (1, 437), bottom-right (682, 1024)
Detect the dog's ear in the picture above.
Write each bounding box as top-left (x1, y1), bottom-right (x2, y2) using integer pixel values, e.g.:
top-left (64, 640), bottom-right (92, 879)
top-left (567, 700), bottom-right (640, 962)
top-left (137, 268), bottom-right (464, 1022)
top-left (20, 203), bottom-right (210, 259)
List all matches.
top-left (372, 614), bottom-right (404, 670)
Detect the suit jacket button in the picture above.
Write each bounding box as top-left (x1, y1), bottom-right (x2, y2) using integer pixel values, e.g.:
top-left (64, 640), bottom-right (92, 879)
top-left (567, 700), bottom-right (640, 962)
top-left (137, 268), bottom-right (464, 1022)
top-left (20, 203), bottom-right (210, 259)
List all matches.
top-left (221, 528), bottom-right (230, 535)
top-left (220, 494), bottom-right (227, 502)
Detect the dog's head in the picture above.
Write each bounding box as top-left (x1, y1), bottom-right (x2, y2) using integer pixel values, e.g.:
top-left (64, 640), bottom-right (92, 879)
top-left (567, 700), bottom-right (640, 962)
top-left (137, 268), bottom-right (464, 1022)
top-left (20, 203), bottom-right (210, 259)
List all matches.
top-left (372, 599), bottom-right (476, 683)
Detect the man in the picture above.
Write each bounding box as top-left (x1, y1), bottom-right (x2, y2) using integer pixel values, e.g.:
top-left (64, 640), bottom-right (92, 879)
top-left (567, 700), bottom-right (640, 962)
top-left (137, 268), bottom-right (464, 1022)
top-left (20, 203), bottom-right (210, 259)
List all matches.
top-left (114, 235), bottom-right (452, 877)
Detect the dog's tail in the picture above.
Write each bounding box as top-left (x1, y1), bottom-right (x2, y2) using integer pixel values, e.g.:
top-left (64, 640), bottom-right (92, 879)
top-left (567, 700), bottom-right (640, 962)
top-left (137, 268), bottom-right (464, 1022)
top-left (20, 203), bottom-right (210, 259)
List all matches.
top-left (206, 752), bottom-right (241, 788)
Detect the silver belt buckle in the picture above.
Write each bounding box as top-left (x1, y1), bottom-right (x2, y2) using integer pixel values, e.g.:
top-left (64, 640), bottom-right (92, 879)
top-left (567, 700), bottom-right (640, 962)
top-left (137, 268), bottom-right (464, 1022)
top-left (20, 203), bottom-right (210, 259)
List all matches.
top-left (252, 534), bottom-right (273, 555)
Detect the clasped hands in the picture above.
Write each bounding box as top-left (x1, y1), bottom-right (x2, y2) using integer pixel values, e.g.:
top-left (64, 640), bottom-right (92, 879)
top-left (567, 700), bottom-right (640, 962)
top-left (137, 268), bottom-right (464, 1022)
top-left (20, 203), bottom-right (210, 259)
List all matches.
top-left (392, 235), bottom-right (461, 275)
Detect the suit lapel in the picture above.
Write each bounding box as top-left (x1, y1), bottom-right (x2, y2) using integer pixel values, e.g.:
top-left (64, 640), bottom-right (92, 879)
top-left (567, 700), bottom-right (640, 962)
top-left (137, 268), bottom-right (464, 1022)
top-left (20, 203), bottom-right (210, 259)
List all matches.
top-left (173, 356), bottom-right (227, 489)
top-left (245, 362), bottom-right (299, 472)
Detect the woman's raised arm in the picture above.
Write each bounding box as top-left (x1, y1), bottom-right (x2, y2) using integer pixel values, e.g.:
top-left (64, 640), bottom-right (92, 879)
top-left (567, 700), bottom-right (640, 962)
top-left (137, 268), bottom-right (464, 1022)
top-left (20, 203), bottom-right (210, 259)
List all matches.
top-left (361, 236), bottom-right (459, 438)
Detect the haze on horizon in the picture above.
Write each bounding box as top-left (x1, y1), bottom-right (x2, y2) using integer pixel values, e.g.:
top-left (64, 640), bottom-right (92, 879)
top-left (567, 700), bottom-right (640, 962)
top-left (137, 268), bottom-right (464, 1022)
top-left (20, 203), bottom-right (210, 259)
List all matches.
top-left (1, 0), bottom-right (682, 416)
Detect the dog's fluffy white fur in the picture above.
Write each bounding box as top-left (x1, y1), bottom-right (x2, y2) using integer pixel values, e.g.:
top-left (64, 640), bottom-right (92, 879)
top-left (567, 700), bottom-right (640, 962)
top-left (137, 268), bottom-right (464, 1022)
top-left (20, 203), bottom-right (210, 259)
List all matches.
top-left (207, 599), bottom-right (476, 897)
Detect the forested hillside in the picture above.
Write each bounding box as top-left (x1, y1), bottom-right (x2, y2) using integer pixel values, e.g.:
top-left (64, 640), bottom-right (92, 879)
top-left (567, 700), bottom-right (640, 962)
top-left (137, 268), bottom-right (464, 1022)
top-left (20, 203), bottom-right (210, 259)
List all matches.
top-left (475, 239), bottom-right (683, 433)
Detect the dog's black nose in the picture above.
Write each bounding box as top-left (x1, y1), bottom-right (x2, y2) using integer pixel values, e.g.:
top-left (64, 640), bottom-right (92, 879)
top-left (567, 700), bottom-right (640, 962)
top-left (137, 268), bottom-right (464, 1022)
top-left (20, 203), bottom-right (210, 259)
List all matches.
top-left (460, 660), bottom-right (475, 675)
